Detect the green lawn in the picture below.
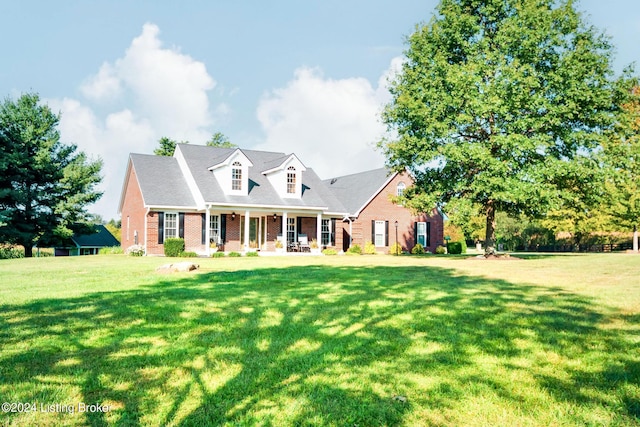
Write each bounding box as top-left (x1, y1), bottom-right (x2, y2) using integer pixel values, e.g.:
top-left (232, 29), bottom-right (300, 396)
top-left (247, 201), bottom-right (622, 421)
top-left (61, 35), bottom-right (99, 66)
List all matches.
top-left (0, 254), bottom-right (638, 426)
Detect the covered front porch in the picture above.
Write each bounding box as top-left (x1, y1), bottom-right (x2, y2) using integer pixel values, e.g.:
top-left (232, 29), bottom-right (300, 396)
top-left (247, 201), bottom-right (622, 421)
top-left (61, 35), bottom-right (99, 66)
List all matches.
top-left (203, 206), bottom-right (338, 256)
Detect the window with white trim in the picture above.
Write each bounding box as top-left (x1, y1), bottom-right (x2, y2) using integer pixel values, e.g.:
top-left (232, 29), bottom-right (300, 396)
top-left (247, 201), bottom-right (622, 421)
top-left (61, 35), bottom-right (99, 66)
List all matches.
top-left (164, 212), bottom-right (177, 240)
top-left (232, 162), bottom-right (242, 191)
top-left (374, 220), bottom-right (386, 247)
top-left (321, 219), bottom-right (331, 246)
top-left (209, 215), bottom-right (220, 244)
top-left (287, 166), bottom-right (296, 194)
top-left (287, 217), bottom-right (296, 243)
top-left (397, 182), bottom-right (406, 197)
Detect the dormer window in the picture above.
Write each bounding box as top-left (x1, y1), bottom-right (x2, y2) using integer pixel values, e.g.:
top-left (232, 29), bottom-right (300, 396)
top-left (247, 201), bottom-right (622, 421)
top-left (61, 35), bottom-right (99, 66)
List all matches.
top-left (287, 166), bottom-right (296, 194)
top-left (232, 162), bottom-right (242, 191)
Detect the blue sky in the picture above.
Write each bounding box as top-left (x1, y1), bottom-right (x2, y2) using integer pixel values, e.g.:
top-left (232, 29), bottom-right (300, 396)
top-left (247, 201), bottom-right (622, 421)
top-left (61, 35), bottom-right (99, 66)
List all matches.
top-left (1, 0), bottom-right (639, 220)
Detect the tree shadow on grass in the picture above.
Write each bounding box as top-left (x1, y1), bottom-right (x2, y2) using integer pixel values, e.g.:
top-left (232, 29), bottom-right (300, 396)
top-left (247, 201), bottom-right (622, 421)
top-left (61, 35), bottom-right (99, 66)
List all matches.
top-left (0, 264), bottom-right (638, 426)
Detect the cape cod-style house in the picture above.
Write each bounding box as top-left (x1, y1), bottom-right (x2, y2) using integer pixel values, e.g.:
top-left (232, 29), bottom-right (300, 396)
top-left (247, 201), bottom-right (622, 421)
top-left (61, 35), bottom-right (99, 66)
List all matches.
top-left (118, 144), bottom-right (444, 256)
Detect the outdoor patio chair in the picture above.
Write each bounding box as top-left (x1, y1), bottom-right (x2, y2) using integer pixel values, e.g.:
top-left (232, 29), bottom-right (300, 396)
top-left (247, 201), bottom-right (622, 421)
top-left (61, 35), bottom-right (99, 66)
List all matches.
top-left (298, 234), bottom-right (311, 252)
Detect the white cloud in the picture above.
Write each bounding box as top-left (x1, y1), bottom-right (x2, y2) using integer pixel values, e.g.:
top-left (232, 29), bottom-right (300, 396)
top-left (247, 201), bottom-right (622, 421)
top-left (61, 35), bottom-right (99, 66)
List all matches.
top-left (255, 58), bottom-right (402, 179)
top-left (50, 23), bottom-right (222, 220)
top-left (80, 62), bottom-right (122, 102)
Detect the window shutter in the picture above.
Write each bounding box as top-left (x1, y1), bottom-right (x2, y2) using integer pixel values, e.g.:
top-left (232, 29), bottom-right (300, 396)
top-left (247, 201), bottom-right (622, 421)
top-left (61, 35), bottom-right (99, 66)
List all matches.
top-left (330, 219), bottom-right (336, 246)
top-left (221, 214), bottom-right (227, 243)
top-left (371, 220), bottom-right (375, 244)
top-left (385, 221), bottom-right (389, 246)
top-left (201, 213), bottom-right (206, 245)
top-left (297, 217), bottom-right (302, 238)
top-left (178, 213), bottom-right (185, 238)
top-left (158, 212), bottom-right (164, 244)
top-left (427, 222), bottom-right (431, 247)
top-left (414, 222), bottom-right (418, 247)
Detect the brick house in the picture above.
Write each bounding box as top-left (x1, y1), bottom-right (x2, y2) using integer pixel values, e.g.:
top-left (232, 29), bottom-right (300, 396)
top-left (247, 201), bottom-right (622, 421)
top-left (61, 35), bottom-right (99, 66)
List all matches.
top-left (324, 168), bottom-right (445, 253)
top-left (119, 144), bottom-right (443, 255)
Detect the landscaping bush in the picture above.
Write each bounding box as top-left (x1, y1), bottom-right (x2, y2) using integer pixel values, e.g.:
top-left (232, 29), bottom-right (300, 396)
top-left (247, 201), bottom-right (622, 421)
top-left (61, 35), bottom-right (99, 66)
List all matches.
top-left (388, 242), bottom-right (403, 255)
top-left (363, 241), bottom-right (377, 255)
top-left (125, 244), bottom-right (145, 257)
top-left (411, 243), bottom-right (426, 254)
top-left (34, 249), bottom-right (54, 257)
top-left (164, 238), bottom-right (185, 257)
top-left (448, 241), bottom-right (466, 254)
top-left (347, 244), bottom-right (362, 255)
top-left (99, 246), bottom-right (124, 255)
top-left (0, 245), bottom-right (24, 259)
top-left (179, 251), bottom-right (198, 258)
top-left (211, 251), bottom-right (226, 258)
top-left (228, 251), bottom-right (242, 257)
top-left (435, 245), bottom-right (447, 255)
top-left (322, 248), bottom-right (337, 255)
top-left (245, 251), bottom-right (259, 257)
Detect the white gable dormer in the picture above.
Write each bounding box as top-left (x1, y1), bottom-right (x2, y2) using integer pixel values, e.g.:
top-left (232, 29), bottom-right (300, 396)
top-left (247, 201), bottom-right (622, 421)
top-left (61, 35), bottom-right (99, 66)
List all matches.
top-left (208, 149), bottom-right (253, 196)
top-left (262, 154), bottom-right (306, 198)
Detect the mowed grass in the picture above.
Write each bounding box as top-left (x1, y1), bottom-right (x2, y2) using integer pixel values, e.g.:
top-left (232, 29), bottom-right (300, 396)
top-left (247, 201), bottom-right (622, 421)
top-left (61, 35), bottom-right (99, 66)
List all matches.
top-left (0, 254), bottom-right (638, 426)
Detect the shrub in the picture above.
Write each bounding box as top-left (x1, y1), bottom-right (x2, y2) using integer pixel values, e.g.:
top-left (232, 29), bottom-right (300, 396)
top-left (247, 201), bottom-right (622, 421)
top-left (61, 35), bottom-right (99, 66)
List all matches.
top-left (0, 245), bottom-right (24, 259)
top-left (411, 243), bottom-right (426, 254)
top-left (228, 251), bottom-right (242, 257)
top-left (164, 238), bottom-right (185, 257)
top-left (245, 251), bottom-right (259, 257)
top-left (388, 242), bottom-right (403, 255)
top-left (363, 241), bottom-right (377, 255)
top-left (34, 249), bottom-right (54, 257)
top-left (347, 244), bottom-right (362, 255)
top-left (448, 241), bottom-right (467, 254)
top-left (99, 246), bottom-right (123, 255)
top-left (125, 244), bottom-right (145, 257)
top-left (179, 251), bottom-right (198, 258)
top-left (322, 248), bottom-right (337, 255)
top-left (211, 251), bottom-right (226, 258)
top-left (435, 245), bottom-right (446, 255)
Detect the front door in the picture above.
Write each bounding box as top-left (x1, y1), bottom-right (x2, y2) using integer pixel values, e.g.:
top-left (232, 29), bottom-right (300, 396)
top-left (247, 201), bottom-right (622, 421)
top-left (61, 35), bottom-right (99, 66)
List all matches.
top-left (241, 216), bottom-right (267, 249)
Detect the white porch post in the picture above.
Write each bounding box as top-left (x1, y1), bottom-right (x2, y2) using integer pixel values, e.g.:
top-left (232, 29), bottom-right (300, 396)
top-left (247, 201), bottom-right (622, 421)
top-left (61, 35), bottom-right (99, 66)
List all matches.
top-left (316, 213), bottom-right (322, 247)
top-left (244, 210), bottom-right (251, 251)
top-left (205, 207), bottom-right (211, 256)
top-left (282, 211), bottom-right (288, 247)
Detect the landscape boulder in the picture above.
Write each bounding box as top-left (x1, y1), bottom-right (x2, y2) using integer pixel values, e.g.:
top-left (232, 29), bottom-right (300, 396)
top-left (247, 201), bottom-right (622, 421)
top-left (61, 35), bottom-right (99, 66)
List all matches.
top-left (155, 262), bottom-right (199, 273)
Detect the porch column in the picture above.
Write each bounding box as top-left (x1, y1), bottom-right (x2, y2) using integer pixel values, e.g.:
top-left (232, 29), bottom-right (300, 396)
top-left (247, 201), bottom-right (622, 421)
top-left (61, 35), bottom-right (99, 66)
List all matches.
top-left (282, 211), bottom-right (288, 246)
top-left (244, 210), bottom-right (251, 251)
top-left (205, 207), bottom-right (211, 256)
top-left (316, 213), bottom-right (322, 247)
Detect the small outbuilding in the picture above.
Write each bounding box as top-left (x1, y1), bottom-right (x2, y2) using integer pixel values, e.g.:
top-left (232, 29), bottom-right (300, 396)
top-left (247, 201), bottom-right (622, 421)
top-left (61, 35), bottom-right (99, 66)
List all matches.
top-left (54, 225), bottom-right (120, 256)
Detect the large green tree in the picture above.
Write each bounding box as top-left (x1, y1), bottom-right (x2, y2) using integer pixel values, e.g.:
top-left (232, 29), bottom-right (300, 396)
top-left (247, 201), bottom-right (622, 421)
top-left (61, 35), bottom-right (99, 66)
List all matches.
top-left (379, 0), bottom-right (635, 255)
top-left (0, 93), bottom-right (103, 257)
top-left (603, 87), bottom-right (640, 251)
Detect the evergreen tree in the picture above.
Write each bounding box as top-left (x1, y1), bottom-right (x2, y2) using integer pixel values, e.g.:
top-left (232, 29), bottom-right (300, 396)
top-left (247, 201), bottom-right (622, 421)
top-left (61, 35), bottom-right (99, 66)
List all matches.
top-left (0, 93), bottom-right (103, 257)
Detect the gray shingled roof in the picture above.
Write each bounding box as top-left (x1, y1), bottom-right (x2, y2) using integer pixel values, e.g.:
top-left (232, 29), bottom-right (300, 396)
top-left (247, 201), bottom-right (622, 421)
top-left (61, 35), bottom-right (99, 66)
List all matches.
top-left (323, 167), bottom-right (396, 215)
top-left (130, 154), bottom-right (197, 207)
top-left (177, 144), bottom-right (347, 212)
top-left (127, 145), bottom-right (348, 213)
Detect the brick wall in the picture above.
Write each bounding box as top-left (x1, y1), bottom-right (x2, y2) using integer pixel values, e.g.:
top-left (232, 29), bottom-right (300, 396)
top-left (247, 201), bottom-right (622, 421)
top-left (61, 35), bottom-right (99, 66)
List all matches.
top-left (184, 213), bottom-right (205, 253)
top-left (337, 172), bottom-right (445, 253)
top-left (120, 165), bottom-right (147, 253)
top-left (146, 211), bottom-right (161, 255)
